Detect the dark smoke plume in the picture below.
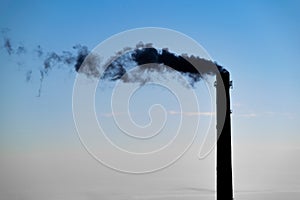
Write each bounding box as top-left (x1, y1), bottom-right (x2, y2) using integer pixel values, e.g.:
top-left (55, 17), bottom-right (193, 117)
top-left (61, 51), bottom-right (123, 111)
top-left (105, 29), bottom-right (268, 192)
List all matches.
top-left (78, 44), bottom-right (227, 87)
top-left (1, 29), bottom-right (226, 95)
top-left (73, 44), bottom-right (90, 72)
top-left (42, 44), bottom-right (90, 73)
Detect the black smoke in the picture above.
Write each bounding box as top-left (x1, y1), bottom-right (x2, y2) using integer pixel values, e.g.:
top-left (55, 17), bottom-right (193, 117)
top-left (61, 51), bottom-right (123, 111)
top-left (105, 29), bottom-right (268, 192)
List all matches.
top-left (95, 45), bottom-right (226, 87)
top-left (73, 44), bottom-right (89, 72)
top-left (42, 44), bottom-right (90, 74)
top-left (1, 30), bottom-right (226, 95)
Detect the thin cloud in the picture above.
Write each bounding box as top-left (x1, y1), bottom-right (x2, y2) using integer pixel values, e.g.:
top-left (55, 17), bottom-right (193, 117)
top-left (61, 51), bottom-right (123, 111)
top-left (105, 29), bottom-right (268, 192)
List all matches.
top-left (168, 110), bottom-right (215, 116)
top-left (98, 110), bottom-right (216, 118)
top-left (232, 113), bottom-right (257, 118)
top-left (232, 111), bottom-right (295, 119)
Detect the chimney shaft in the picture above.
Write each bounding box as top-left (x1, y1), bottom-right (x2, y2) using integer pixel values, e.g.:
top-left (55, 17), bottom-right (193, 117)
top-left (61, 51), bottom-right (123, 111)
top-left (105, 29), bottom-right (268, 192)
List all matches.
top-left (216, 71), bottom-right (233, 200)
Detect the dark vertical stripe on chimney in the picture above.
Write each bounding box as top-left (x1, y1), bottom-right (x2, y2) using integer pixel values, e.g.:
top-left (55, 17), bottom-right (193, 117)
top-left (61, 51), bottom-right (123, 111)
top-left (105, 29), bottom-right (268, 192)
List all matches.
top-left (216, 71), bottom-right (233, 200)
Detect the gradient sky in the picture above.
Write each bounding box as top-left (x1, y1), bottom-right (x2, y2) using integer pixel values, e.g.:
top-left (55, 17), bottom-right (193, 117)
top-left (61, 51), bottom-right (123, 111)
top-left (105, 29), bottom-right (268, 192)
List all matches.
top-left (0, 0), bottom-right (300, 199)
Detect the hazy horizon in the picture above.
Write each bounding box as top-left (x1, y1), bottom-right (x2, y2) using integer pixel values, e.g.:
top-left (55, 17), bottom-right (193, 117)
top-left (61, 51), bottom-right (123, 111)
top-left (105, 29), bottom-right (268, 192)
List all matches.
top-left (1, 0), bottom-right (299, 199)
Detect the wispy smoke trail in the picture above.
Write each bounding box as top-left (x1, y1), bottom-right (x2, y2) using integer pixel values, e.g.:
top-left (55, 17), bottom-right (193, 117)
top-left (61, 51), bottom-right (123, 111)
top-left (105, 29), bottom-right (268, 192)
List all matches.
top-left (4, 37), bottom-right (13, 55)
top-left (37, 70), bottom-right (44, 97)
top-left (1, 29), bottom-right (27, 56)
top-left (36, 44), bottom-right (91, 96)
top-left (1, 29), bottom-right (93, 96)
top-left (35, 45), bottom-right (43, 58)
top-left (26, 70), bottom-right (32, 82)
top-left (16, 44), bottom-right (26, 55)
top-left (1, 29), bottom-right (226, 96)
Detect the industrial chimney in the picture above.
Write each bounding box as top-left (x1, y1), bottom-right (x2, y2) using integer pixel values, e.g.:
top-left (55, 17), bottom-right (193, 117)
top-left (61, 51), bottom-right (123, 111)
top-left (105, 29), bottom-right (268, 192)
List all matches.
top-left (74, 45), bottom-right (235, 199)
top-left (216, 70), bottom-right (233, 200)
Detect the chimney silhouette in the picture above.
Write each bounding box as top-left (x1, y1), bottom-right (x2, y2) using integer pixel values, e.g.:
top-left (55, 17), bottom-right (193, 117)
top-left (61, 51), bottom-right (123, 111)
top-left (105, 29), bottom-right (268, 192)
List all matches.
top-left (74, 46), bottom-right (234, 198)
top-left (216, 70), bottom-right (233, 200)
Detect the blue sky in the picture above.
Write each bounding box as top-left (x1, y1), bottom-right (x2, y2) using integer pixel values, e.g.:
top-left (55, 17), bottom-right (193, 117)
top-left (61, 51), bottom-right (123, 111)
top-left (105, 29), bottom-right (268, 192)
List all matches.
top-left (1, 0), bottom-right (299, 142)
top-left (0, 0), bottom-right (300, 199)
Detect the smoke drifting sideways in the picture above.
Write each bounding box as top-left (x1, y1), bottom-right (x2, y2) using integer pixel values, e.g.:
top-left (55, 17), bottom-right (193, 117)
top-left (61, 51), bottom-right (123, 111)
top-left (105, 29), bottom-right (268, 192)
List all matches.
top-left (1, 31), bottom-right (91, 96)
top-left (2, 38), bottom-right (26, 56)
top-left (97, 45), bottom-right (227, 87)
top-left (1, 32), bottom-right (226, 96)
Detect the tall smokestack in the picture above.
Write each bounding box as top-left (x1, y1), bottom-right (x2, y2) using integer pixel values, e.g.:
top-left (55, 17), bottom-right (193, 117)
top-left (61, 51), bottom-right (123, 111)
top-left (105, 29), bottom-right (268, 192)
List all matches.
top-left (4, 35), bottom-right (235, 196)
top-left (216, 70), bottom-right (233, 200)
